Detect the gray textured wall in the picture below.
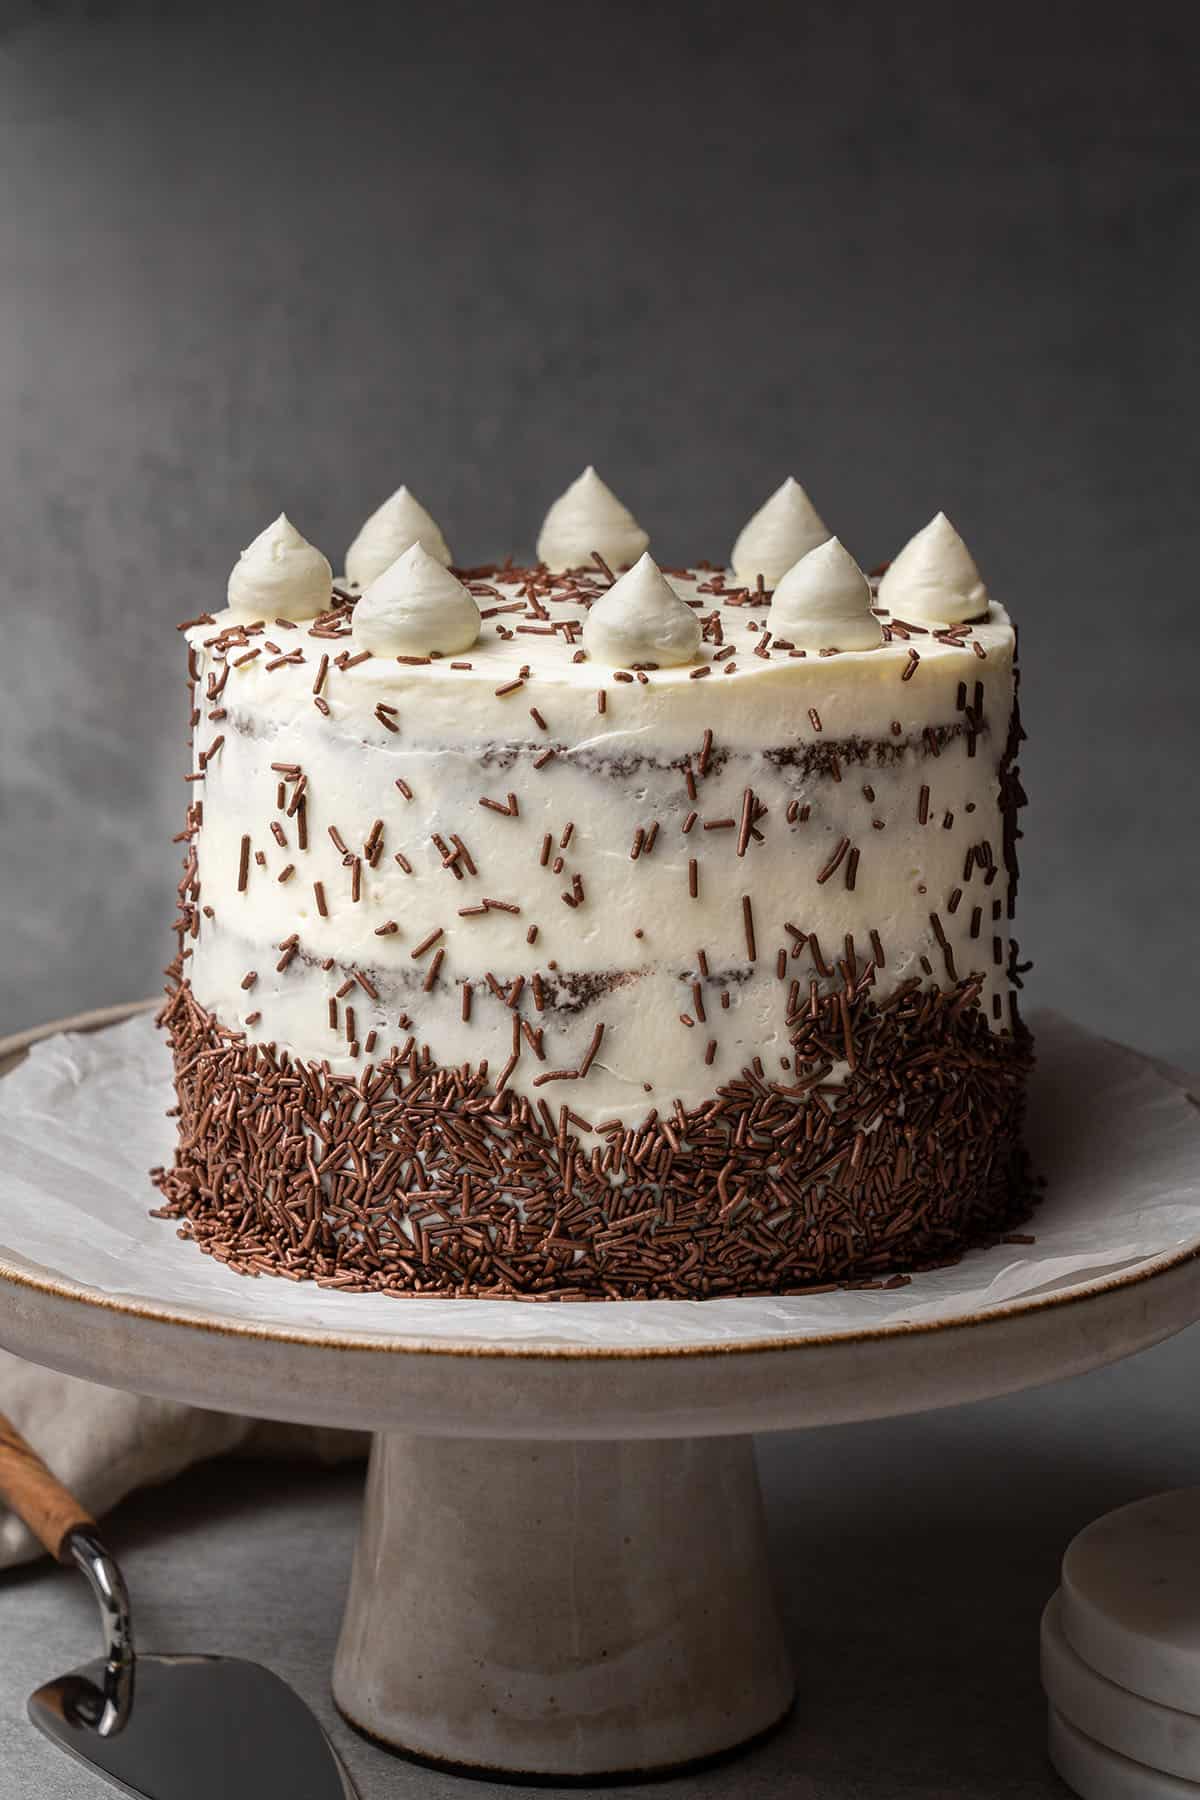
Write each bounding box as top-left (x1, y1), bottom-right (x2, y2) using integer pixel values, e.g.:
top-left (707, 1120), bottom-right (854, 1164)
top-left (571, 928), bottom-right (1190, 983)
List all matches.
top-left (2, 1), bottom-right (1197, 1059)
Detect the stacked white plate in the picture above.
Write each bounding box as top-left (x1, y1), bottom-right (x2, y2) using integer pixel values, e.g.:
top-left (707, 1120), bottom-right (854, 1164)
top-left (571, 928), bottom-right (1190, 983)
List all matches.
top-left (1045, 1490), bottom-right (1200, 1797)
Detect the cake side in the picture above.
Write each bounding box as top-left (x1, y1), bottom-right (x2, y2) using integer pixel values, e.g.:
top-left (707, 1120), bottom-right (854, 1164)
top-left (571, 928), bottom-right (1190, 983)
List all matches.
top-left (173, 572), bottom-right (1023, 1120)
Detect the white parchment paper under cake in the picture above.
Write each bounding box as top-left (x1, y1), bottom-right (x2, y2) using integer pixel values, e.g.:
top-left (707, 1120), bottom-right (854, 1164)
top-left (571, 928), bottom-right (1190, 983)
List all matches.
top-left (0, 1007), bottom-right (1196, 1351)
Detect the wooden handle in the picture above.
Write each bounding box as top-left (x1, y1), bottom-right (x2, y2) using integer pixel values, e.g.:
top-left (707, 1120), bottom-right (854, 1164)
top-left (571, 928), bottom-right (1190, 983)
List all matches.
top-left (0, 1411), bottom-right (96, 1562)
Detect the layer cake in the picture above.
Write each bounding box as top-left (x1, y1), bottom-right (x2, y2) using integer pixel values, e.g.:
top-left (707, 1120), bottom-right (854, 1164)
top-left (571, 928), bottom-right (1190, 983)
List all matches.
top-left (153, 472), bottom-right (1034, 1299)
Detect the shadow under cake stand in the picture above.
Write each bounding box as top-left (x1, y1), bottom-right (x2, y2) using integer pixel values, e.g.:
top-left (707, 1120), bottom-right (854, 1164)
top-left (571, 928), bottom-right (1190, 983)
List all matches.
top-left (2, 1001), bottom-right (1199, 1783)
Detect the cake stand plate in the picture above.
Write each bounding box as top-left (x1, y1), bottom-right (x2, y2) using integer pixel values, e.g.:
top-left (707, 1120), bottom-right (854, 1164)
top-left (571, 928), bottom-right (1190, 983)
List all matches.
top-left (2, 1003), bottom-right (1199, 1782)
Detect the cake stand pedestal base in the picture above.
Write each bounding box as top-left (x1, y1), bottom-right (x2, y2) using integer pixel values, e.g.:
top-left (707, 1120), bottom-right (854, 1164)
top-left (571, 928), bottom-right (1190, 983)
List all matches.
top-left (332, 1432), bottom-right (792, 1780)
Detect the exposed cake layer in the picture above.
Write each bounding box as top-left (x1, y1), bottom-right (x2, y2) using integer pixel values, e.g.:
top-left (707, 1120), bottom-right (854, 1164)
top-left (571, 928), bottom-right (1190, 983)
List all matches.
top-left (177, 567), bottom-right (1024, 1127)
top-left (153, 971), bottom-right (1035, 1300)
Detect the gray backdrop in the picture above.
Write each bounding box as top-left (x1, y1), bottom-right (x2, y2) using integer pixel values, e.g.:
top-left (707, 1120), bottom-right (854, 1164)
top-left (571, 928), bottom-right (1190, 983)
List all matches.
top-left (2, 1), bottom-right (1198, 1060)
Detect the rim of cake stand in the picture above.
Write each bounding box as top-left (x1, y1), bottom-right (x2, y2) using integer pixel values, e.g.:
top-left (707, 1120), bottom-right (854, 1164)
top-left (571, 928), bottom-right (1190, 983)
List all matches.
top-left (1, 998), bottom-right (1197, 1366)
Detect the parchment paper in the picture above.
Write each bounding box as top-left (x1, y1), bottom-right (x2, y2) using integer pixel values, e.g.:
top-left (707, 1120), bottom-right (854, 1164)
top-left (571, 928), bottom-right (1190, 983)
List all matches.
top-left (0, 1008), bottom-right (1196, 1351)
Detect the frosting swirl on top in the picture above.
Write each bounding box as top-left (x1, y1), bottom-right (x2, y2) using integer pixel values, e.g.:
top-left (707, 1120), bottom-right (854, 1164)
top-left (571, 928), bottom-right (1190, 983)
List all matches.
top-left (768, 537), bottom-right (882, 651)
top-left (352, 543), bottom-right (481, 657)
top-left (536, 467), bottom-right (650, 571)
top-left (582, 552), bottom-right (701, 668)
top-left (877, 512), bottom-right (989, 624)
top-left (227, 515), bottom-right (332, 621)
top-left (345, 486), bottom-right (452, 587)
top-left (730, 477), bottom-right (830, 588)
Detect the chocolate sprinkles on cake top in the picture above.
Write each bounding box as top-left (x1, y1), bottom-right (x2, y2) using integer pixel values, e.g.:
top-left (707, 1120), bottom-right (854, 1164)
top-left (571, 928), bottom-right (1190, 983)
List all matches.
top-left (153, 471), bottom-right (1035, 1299)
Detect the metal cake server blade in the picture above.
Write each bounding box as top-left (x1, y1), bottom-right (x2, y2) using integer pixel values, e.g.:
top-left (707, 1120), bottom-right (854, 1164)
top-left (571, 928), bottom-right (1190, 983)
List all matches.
top-left (29, 1650), bottom-right (357, 1800)
top-left (0, 1414), bottom-right (357, 1799)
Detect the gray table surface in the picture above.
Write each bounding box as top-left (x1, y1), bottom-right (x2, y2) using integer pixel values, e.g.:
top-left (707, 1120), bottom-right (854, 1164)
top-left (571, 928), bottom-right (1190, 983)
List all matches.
top-left (4, 1325), bottom-right (1200, 1800)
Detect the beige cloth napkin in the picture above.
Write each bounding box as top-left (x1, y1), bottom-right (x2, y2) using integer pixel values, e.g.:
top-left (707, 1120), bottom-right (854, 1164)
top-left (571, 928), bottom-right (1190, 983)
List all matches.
top-left (0, 1347), bottom-right (368, 1569)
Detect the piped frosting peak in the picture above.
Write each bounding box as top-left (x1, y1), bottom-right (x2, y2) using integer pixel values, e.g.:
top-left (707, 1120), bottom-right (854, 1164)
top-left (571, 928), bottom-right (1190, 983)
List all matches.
top-left (227, 515), bottom-right (332, 621)
top-left (768, 538), bottom-right (882, 651)
top-left (876, 512), bottom-right (989, 624)
top-left (536, 467), bottom-right (649, 572)
top-left (345, 486), bottom-right (452, 587)
top-left (582, 552), bottom-right (701, 668)
top-left (352, 543), bottom-right (481, 657)
top-left (730, 477), bottom-right (830, 588)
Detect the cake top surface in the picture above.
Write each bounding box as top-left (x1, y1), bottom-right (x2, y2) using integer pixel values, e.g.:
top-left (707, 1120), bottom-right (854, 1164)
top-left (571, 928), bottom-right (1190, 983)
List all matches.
top-left (191, 471), bottom-right (1008, 754)
top-left (190, 562), bottom-right (1009, 706)
top-left (202, 470), bottom-right (1002, 690)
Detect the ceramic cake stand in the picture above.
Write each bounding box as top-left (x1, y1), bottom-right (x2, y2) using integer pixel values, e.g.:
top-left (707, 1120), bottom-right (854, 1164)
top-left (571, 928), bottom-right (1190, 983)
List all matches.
top-left (2, 1005), bottom-right (1200, 1782)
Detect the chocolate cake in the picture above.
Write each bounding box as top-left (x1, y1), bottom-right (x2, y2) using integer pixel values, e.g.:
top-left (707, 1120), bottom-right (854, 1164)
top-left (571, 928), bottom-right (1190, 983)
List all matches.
top-left (153, 470), bottom-right (1034, 1299)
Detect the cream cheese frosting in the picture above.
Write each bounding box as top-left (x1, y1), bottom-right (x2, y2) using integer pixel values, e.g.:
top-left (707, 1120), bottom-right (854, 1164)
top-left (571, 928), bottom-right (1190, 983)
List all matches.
top-left (730, 477), bottom-right (830, 588)
top-left (536, 468), bottom-right (650, 571)
top-left (345, 486), bottom-right (452, 587)
top-left (877, 512), bottom-right (989, 624)
top-left (227, 515), bottom-right (332, 621)
top-left (184, 553), bottom-right (1018, 1126)
top-left (768, 538), bottom-right (882, 651)
top-left (581, 553), bottom-right (702, 667)
top-left (351, 543), bottom-right (481, 656)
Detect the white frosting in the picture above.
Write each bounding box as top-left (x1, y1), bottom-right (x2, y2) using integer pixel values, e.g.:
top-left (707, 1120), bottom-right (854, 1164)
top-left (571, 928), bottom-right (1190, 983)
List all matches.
top-left (227, 515), bottom-right (331, 621)
top-left (345, 486), bottom-right (452, 587)
top-left (536, 468), bottom-right (649, 571)
top-left (731, 478), bottom-right (830, 588)
top-left (768, 538), bottom-right (882, 651)
top-left (186, 561), bottom-right (1017, 1129)
top-left (582, 553), bottom-right (701, 668)
top-left (352, 543), bottom-right (480, 656)
top-left (877, 512), bottom-right (989, 624)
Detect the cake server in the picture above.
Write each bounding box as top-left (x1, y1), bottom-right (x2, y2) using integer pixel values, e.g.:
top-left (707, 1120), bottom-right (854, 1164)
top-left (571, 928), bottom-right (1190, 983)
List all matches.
top-left (0, 1411), bottom-right (358, 1799)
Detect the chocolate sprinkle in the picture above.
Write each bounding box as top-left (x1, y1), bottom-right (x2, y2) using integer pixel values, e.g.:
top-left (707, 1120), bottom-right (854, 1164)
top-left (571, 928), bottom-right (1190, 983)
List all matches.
top-left (741, 894), bottom-right (757, 962)
top-left (815, 837), bottom-right (850, 885)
